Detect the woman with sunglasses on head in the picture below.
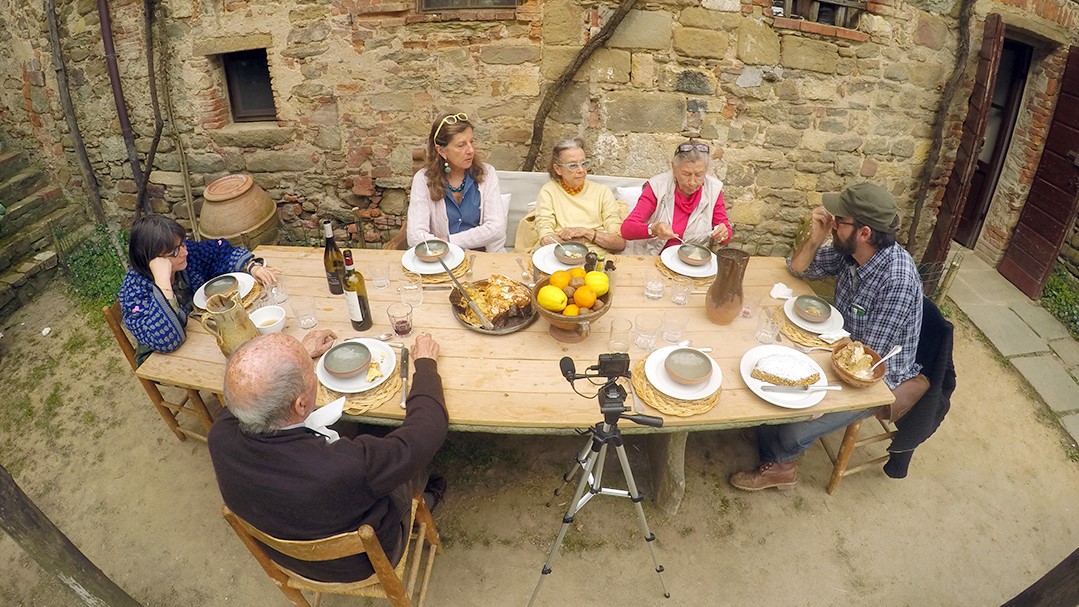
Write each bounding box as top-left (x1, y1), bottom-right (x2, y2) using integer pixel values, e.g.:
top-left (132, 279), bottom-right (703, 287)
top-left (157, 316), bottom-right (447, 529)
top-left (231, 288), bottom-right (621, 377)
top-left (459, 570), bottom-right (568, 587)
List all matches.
top-left (534, 137), bottom-right (625, 253)
top-left (408, 112), bottom-right (506, 252)
top-left (118, 214), bottom-right (275, 364)
top-left (621, 139), bottom-right (732, 254)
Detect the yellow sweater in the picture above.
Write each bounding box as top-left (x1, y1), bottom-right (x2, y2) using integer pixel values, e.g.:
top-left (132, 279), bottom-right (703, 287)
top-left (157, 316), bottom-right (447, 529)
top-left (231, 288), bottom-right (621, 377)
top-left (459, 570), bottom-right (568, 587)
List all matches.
top-left (534, 180), bottom-right (623, 252)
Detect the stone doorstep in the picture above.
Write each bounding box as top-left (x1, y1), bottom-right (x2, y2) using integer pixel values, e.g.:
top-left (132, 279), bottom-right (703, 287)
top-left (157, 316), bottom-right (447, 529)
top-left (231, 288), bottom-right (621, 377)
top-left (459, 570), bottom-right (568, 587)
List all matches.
top-left (0, 186), bottom-right (64, 238)
top-left (0, 205), bottom-right (84, 274)
top-left (1010, 302), bottom-right (1071, 341)
top-left (0, 149), bottom-right (27, 182)
top-left (961, 304), bottom-right (1050, 358)
top-left (1010, 355), bottom-right (1079, 415)
top-left (1049, 337), bottom-right (1079, 370)
top-left (1058, 413), bottom-right (1079, 447)
top-left (0, 168), bottom-right (46, 202)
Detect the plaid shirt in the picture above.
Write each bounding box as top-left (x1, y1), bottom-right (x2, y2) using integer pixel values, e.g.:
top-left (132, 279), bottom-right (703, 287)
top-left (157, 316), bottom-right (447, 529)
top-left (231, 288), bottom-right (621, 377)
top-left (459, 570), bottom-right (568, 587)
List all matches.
top-left (788, 243), bottom-right (922, 388)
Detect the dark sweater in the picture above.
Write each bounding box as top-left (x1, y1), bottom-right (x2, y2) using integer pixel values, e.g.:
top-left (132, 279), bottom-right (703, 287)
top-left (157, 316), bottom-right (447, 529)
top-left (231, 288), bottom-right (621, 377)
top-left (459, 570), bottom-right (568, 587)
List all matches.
top-left (208, 358), bottom-right (448, 582)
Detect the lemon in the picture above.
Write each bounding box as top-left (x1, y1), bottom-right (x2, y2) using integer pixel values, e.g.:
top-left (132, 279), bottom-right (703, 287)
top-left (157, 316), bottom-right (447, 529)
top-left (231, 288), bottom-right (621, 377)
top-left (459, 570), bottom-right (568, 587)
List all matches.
top-left (562, 304), bottom-right (580, 317)
top-left (537, 285), bottom-right (568, 312)
top-left (584, 271), bottom-right (609, 296)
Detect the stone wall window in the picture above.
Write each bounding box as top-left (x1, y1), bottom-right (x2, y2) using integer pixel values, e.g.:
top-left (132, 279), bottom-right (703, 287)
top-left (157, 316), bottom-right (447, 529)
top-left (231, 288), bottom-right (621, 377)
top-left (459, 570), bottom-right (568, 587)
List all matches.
top-left (774, 0), bottom-right (865, 29)
top-left (222, 49), bottom-right (277, 122)
top-left (421, 0), bottom-right (516, 11)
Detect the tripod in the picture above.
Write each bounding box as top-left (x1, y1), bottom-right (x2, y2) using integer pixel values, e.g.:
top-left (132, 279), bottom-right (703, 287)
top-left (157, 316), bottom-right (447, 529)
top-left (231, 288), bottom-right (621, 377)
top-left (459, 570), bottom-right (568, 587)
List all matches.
top-left (528, 380), bottom-right (671, 606)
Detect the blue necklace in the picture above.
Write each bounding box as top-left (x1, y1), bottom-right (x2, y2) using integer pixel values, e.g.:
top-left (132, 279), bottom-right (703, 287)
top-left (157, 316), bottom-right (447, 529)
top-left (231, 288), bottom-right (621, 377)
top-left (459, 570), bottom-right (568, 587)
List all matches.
top-left (447, 181), bottom-right (466, 193)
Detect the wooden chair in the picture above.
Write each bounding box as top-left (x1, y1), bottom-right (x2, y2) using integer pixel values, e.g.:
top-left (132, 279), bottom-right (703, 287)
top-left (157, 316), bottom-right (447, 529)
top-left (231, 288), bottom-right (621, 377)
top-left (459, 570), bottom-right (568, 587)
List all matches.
top-left (102, 302), bottom-right (214, 442)
top-left (222, 495), bottom-right (441, 607)
top-left (819, 297), bottom-right (953, 494)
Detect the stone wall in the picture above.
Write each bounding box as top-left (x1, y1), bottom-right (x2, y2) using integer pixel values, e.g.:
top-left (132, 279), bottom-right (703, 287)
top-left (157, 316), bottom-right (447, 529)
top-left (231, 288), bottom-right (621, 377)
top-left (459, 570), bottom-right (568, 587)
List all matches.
top-left (0, 0), bottom-right (1077, 262)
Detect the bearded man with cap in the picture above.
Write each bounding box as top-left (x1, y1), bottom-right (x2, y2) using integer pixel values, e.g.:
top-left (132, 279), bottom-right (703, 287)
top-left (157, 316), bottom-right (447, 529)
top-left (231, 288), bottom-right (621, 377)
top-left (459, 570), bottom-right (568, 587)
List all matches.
top-left (730, 182), bottom-right (926, 491)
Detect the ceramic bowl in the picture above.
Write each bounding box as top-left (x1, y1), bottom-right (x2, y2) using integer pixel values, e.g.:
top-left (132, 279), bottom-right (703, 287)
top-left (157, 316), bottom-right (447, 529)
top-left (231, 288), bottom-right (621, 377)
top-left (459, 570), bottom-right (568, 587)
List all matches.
top-left (792, 294), bottom-right (832, 323)
top-left (323, 341), bottom-right (372, 379)
top-left (552, 241), bottom-right (588, 266)
top-left (663, 348), bottom-right (714, 386)
top-left (249, 305), bottom-right (285, 335)
top-left (830, 341), bottom-right (885, 388)
top-left (531, 276), bottom-right (611, 341)
top-left (414, 239), bottom-right (450, 263)
top-left (203, 275), bottom-right (239, 299)
top-left (676, 243), bottom-right (711, 267)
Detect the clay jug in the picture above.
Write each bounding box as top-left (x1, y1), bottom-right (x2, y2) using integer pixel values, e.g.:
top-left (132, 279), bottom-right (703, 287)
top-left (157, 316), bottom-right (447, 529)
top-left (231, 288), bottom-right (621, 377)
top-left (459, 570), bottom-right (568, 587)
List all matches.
top-left (198, 174), bottom-right (280, 249)
top-left (705, 249), bottom-right (750, 325)
top-left (200, 293), bottom-right (259, 357)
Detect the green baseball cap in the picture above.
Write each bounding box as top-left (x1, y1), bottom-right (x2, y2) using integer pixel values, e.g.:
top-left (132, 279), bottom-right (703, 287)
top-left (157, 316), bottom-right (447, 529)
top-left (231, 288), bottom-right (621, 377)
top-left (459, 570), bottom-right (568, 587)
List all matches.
top-left (822, 183), bottom-right (898, 234)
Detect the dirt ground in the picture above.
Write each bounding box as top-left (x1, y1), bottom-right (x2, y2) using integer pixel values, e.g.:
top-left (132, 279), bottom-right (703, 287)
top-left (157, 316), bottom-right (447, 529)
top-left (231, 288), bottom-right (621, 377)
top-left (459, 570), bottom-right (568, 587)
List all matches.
top-left (1, 282), bottom-right (1078, 607)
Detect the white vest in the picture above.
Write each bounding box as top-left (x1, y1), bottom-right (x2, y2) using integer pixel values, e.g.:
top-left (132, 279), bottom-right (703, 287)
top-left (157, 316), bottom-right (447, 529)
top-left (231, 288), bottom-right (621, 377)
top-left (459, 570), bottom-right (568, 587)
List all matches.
top-left (641, 171), bottom-right (724, 256)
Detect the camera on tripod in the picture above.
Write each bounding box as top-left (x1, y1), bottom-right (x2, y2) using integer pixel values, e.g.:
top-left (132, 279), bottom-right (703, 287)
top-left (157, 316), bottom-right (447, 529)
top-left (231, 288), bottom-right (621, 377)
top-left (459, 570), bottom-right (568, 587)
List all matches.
top-left (558, 352), bottom-right (663, 421)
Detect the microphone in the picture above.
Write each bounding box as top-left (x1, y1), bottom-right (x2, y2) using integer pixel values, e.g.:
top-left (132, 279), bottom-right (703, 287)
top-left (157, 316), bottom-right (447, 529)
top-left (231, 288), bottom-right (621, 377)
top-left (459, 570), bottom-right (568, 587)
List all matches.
top-left (559, 357), bottom-right (577, 382)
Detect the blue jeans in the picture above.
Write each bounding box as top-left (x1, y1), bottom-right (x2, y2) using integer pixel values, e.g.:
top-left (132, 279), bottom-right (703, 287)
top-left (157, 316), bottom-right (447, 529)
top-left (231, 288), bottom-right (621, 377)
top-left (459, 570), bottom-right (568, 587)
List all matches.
top-left (757, 408), bottom-right (876, 464)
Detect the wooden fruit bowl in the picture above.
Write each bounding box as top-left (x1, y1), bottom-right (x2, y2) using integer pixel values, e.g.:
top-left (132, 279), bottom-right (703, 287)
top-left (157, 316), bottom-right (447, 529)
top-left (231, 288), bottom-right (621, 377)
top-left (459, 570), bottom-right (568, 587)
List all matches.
top-left (531, 277), bottom-right (612, 343)
top-left (830, 341), bottom-right (885, 388)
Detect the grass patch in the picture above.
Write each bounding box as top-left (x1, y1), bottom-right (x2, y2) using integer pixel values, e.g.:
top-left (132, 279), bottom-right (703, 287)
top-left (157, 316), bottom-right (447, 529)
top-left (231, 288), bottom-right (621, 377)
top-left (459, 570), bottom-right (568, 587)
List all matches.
top-left (1041, 265), bottom-right (1079, 339)
top-left (64, 226), bottom-right (127, 314)
top-left (1063, 442), bottom-right (1079, 464)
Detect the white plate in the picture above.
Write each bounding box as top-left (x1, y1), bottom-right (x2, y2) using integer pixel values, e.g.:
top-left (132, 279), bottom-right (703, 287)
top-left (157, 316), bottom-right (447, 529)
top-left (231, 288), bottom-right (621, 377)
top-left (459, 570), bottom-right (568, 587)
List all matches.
top-left (783, 298), bottom-right (844, 334)
top-left (193, 272), bottom-right (256, 309)
top-left (402, 243), bottom-right (466, 275)
top-left (531, 243), bottom-right (586, 276)
top-left (740, 344), bottom-right (828, 409)
top-left (659, 246), bottom-right (717, 278)
top-left (316, 338), bottom-right (397, 394)
top-left (643, 345), bottom-right (723, 401)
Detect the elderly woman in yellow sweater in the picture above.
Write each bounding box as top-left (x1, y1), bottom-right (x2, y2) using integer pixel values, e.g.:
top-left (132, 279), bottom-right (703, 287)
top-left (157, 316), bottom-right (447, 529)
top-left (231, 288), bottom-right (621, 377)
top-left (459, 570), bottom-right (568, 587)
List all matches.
top-left (534, 138), bottom-right (625, 254)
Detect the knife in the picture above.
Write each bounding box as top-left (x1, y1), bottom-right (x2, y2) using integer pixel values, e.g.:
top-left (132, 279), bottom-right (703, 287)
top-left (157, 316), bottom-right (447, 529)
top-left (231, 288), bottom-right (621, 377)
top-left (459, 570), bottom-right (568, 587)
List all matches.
top-left (436, 257), bottom-right (495, 330)
top-left (399, 347), bottom-right (410, 409)
top-left (761, 384), bottom-right (842, 392)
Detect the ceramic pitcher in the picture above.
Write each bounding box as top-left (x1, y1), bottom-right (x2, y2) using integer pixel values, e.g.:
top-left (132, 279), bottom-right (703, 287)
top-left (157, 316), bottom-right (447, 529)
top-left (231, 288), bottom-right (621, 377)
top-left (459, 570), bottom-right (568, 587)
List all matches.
top-left (705, 249), bottom-right (750, 325)
top-left (200, 293), bottom-right (259, 357)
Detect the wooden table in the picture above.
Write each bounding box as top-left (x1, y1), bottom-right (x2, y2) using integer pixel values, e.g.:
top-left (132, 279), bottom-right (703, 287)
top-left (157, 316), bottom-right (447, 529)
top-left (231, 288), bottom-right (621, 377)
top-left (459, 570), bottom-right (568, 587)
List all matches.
top-left (137, 246), bottom-right (894, 514)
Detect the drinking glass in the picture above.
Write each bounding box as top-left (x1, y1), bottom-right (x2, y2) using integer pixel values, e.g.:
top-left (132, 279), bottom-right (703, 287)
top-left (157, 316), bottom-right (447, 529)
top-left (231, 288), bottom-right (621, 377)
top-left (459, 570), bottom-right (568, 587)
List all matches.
top-left (290, 296), bottom-right (319, 329)
top-left (634, 312), bottom-right (662, 351)
top-left (741, 296), bottom-right (762, 319)
top-left (369, 262), bottom-right (390, 290)
top-left (643, 268), bottom-right (666, 301)
top-left (670, 277), bottom-right (692, 306)
top-left (661, 313), bottom-right (688, 343)
top-left (399, 274), bottom-right (424, 306)
top-left (755, 307), bottom-right (780, 344)
top-left (387, 302), bottom-right (414, 337)
top-left (608, 318), bottom-right (632, 353)
top-left (269, 275), bottom-right (289, 304)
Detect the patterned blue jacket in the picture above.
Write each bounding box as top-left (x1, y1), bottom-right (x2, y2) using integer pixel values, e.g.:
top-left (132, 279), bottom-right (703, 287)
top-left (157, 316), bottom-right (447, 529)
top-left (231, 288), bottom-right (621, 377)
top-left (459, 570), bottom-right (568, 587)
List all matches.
top-left (119, 238), bottom-right (253, 358)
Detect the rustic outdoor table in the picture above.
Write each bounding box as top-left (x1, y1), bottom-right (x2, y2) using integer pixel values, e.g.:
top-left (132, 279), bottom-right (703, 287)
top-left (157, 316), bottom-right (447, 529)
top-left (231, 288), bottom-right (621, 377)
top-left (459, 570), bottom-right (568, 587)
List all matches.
top-left (137, 246), bottom-right (894, 514)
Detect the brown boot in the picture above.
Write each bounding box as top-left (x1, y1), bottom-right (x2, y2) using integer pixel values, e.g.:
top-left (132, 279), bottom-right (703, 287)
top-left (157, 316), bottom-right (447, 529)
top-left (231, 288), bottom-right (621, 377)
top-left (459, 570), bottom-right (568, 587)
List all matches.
top-left (729, 461), bottom-right (798, 491)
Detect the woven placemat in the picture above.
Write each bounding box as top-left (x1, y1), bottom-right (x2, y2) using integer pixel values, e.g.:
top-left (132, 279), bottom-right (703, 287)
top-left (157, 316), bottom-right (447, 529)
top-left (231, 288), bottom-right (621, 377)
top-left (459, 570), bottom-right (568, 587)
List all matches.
top-left (653, 257), bottom-right (713, 288)
top-left (630, 359), bottom-right (720, 417)
top-left (775, 306), bottom-right (831, 348)
top-left (317, 373), bottom-right (402, 416)
top-left (403, 258), bottom-right (469, 284)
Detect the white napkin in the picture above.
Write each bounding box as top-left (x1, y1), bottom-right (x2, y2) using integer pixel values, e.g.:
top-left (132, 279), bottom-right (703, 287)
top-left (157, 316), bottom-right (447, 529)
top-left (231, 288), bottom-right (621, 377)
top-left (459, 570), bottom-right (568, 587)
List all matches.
top-left (770, 283), bottom-right (794, 300)
top-left (304, 396), bottom-right (345, 443)
top-left (819, 329), bottom-right (851, 344)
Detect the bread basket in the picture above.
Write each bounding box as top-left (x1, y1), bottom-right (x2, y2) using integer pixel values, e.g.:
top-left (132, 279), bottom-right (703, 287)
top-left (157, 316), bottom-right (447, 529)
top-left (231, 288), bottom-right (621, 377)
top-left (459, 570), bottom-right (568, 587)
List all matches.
top-left (830, 341), bottom-right (885, 388)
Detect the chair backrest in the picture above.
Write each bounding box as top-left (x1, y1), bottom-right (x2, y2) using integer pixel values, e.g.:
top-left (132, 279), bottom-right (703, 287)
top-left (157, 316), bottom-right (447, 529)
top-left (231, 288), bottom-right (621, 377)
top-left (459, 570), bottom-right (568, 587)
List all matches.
top-left (223, 505), bottom-right (371, 562)
top-left (103, 301), bottom-right (140, 373)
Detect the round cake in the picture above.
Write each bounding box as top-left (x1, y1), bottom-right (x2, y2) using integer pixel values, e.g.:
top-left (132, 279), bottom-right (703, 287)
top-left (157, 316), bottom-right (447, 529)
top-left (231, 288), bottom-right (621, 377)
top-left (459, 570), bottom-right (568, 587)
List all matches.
top-left (750, 354), bottom-right (820, 386)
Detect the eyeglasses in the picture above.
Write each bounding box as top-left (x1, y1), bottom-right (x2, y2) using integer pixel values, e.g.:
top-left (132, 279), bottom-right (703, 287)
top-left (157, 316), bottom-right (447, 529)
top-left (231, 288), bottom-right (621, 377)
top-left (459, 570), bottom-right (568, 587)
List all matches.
top-left (834, 219), bottom-right (857, 228)
top-left (165, 242), bottom-right (185, 258)
top-left (433, 113), bottom-right (469, 143)
top-left (556, 159), bottom-right (591, 171)
top-left (676, 142), bottom-right (709, 154)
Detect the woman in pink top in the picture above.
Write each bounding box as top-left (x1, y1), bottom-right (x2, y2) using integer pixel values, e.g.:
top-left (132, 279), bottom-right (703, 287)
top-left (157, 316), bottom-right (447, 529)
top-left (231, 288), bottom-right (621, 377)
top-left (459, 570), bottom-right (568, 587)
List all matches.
top-left (621, 140), bottom-right (732, 255)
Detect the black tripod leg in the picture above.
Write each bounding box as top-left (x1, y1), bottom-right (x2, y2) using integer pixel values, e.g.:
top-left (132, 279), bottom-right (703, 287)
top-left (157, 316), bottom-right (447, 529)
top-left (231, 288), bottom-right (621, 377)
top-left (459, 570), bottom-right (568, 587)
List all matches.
top-left (613, 442), bottom-right (671, 599)
top-left (528, 444), bottom-right (603, 607)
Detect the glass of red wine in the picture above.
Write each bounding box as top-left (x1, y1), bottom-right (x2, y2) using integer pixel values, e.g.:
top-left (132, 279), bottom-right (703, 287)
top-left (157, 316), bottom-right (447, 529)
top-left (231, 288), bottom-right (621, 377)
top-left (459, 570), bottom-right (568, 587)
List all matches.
top-left (387, 302), bottom-right (413, 337)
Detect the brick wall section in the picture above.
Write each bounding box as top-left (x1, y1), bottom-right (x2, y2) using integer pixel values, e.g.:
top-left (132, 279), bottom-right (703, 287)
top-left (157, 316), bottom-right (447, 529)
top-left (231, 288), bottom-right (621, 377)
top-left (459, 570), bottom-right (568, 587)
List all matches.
top-left (0, 0), bottom-right (1077, 260)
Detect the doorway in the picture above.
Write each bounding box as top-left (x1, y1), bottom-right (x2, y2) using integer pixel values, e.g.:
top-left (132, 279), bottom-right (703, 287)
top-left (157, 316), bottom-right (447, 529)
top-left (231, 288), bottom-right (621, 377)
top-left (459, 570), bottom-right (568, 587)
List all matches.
top-left (954, 39), bottom-right (1033, 248)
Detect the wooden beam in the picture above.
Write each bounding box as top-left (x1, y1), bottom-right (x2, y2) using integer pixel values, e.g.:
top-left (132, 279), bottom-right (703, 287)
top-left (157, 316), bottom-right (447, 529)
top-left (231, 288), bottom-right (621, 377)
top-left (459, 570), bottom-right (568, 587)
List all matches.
top-left (0, 465), bottom-right (144, 607)
top-left (1001, 547), bottom-right (1079, 607)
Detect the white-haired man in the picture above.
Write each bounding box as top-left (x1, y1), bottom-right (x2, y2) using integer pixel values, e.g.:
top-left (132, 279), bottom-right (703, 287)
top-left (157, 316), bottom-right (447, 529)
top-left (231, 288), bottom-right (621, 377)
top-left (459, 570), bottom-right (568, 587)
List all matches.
top-left (208, 331), bottom-right (448, 582)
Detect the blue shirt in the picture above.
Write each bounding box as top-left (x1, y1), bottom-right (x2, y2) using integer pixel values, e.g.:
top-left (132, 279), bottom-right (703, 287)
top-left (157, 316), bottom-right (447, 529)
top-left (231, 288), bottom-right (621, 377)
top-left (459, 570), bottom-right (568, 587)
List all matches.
top-left (444, 174), bottom-right (481, 236)
top-left (788, 244), bottom-right (923, 389)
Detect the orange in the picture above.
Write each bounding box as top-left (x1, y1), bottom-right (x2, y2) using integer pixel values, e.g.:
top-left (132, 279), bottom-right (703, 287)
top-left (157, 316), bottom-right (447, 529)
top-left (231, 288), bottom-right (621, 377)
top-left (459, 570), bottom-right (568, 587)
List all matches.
top-left (549, 270), bottom-right (571, 289)
top-left (562, 304), bottom-right (580, 317)
top-left (569, 267), bottom-right (587, 280)
top-left (572, 285), bottom-right (597, 309)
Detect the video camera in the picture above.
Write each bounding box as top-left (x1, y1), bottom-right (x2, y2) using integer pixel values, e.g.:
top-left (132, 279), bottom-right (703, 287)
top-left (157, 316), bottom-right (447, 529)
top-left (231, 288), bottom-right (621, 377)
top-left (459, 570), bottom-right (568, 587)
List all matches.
top-left (558, 353), bottom-right (662, 427)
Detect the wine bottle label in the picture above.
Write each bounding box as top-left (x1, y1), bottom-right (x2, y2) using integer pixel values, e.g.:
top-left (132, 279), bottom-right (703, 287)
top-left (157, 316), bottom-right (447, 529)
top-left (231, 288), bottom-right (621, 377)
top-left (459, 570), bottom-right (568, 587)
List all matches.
top-left (344, 290), bottom-right (365, 322)
top-left (327, 272), bottom-right (342, 289)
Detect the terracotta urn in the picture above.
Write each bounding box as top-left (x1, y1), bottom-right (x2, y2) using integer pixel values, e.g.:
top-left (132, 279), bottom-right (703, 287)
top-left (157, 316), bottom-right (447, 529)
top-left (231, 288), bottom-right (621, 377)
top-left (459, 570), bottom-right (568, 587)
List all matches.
top-left (198, 174), bottom-right (279, 248)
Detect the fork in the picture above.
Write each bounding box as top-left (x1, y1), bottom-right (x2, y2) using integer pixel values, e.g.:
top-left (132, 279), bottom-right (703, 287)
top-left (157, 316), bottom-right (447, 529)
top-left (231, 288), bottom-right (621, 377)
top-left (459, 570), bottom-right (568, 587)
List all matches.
top-left (792, 344), bottom-right (833, 353)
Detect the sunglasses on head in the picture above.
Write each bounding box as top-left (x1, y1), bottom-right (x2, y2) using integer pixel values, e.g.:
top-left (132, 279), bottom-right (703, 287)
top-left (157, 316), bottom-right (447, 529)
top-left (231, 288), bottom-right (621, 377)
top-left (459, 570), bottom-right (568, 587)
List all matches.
top-left (556, 159), bottom-right (591, 171)
top-left (677, 142), bottom-right (709, 154)
top-left (433, 113), bottom-right (469, 143)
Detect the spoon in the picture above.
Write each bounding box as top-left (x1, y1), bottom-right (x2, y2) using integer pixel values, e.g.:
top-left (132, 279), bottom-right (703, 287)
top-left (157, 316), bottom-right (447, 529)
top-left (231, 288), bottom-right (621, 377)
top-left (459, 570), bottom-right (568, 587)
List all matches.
top-left (675, 340), bottom-right (712, 353)
top-left (869, 345), bottom-right (902, 372)
top-left (515, 257), bottom-right (534, 285)
top-left (376, 333), bottom-right (395, 341)
top-left (465, 253), bottom-right (477, 279)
